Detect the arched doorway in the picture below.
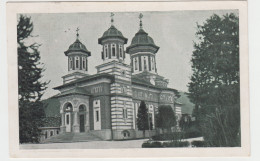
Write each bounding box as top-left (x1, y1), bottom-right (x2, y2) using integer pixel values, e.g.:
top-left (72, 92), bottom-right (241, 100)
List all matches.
top-left (64, 102), bottom-right (73, 132)
top-left (79, 104), bottom-right (87, 133)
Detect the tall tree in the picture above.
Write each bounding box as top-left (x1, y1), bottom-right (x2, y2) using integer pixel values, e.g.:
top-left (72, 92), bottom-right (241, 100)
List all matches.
top-left (155, 105), bottom-right (176, 134)
top-left (188, 13), bottom-right (240, 146)
top-left (18, 15), bottom-right (48, 143)
top-left (137, 101), bottom-right (149, 138)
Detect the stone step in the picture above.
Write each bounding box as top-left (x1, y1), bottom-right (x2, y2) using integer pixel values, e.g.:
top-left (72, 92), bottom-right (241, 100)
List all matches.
top-left (42, 132), bottom-right (102, 143)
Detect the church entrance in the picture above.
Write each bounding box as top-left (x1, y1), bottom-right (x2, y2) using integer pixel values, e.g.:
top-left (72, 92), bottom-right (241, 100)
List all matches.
top-left (64, 102), bottom-right (73, 132)
top-left (80, 114), bottom-right (85, 132)
top-left (79, 104), bottom-right (87, 133)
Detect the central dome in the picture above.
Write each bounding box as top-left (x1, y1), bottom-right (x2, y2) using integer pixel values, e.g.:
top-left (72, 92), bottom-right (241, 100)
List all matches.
top-left (126, 29), bottom-right (159, 53)
top-left (98, 25), bottom-right (128, 44)
top-left (64, 39), bottom-right (91, 56)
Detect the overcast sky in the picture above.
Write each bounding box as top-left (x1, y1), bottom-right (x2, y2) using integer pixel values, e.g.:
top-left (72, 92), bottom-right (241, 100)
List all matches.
top-left (24, 10), bottom-right (237, 100)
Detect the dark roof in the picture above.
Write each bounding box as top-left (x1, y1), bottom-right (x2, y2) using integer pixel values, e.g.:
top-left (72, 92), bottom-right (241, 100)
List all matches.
top-left (42, 97), bottom-right (60, 117)
top-left (54, 73), bottom-right (115, 90)
top-left (54, 87), bottom-right (91, 98)
top-left (126, 29), bottom-right (159, 53)
top-left (176, 92), bottom-right (195, 115)
top-left (64, 39), bottom-right (91, 56)
top-left (131, 75), bottom-right (178, 94)
top-left (41, 116), bottom-right (61, 127)
top-left (98, 25), bottom-right (128, 44)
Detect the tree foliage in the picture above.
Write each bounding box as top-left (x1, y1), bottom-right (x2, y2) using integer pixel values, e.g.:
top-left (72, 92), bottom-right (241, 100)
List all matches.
top-left (188, 13), bottom-right (240, 146)
top-left (155, 105), bottom-right (176, 133)
top-left (137, 101), bottom-right (149, 137)
top-left (18, 15), bottom-right (48, 143)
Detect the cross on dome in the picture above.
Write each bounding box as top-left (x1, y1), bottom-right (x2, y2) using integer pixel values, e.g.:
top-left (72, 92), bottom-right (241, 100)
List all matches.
top-left (76, 27), bottom-right (80, 39)
top-left (139, 13), bottom-right (143, 29)
top-left (110, 12), bottom-right (115, 26)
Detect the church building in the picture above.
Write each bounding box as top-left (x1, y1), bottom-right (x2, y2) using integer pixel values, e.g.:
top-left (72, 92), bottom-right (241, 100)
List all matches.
top-left (41, 13), bottom-right (179, 141)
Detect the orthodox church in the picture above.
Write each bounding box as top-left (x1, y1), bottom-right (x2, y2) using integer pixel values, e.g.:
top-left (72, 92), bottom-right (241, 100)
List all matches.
top-left (40, 13), bottom-right (180, 141)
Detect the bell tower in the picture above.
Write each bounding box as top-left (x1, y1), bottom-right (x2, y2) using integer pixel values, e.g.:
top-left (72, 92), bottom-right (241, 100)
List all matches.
top-left (98, 13), bottom-right (128, 63)
top-left (62, 28), bottom-right (91, 84)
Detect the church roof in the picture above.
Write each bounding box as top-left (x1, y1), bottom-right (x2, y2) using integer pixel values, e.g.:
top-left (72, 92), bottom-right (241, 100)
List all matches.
top-left (41, 116), bottom-right (61, 128)
top-left (64, 38), bottom-right (91, 56)
top-left (54, 73), bottom-right (115, 90)
top-left (98, 25), bottom-right (128, 44)
top-left (131, 75), bottom-right (178, 94)
top-left (54, 87), bottom-right (91, 98)
top-left (126, 28), bottom-right (159, 53)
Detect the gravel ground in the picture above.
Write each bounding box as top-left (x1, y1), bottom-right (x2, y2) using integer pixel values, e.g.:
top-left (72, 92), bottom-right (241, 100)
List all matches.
top-left (20, 139), bottom-right (149, 149)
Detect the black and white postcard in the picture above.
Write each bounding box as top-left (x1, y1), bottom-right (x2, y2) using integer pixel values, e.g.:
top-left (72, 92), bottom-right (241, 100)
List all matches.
top-left (7, 1), bottom-right (249, 158)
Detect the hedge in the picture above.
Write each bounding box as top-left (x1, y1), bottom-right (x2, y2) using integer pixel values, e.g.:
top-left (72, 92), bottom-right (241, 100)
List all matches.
top-left (142, 141), bottom-right (189, 148)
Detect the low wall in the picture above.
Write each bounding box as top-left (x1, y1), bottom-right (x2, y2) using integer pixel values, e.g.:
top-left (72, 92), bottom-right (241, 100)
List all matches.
top-left (89, 129), bottom-right (112, 140)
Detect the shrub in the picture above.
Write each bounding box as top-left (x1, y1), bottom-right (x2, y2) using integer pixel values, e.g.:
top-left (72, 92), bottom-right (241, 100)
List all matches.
top-left (163, 141), bottom-right (189, 147)
top-left (191, 141), bottom-right (207, 147)
top-left (142, 141), bottom-right (162, 148)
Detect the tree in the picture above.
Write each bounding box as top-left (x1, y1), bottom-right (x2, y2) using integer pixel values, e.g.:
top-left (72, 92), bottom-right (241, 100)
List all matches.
top-left (137, 101), bottom-right (149, 138)
top-left (155, 105), bottom-right (176, 134)
top-left (179, 114), bottom-right (192, 131)
top-left (18, 15), bottom-right (48, 143)
top-left (188, 13), bottom-right (240, 146)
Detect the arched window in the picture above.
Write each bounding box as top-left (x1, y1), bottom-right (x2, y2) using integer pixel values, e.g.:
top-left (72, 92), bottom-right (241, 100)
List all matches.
top-left (69, 57), bottom-right (73, 70)
top-left (75, 56), bottom-right (79, 69)
top-left (79, 104), bottom-right (86, 112)
top-left (104, 45), bottom-right (108, 58)
top-left (134, 58), bottom-right (138, 70)
top-left (64, 102), bottom-right (72, 112)
top-left (119, 45), bottom-right (123, 57)
top-left (111, 44), bottom-right (116, 57)
top-left (82, 57), bottom-right (86, 69)
top-left (144, 57), bottom-right (147, 70)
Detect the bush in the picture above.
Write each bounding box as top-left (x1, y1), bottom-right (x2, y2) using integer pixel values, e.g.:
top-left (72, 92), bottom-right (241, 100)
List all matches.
top-left (142, 141), bottom-right (189, 148)
top-left (142, 141), bottom-right (162, 148)
top-left (163, 141), bottom-right (190, 147)
top-left (191, 141), bottom-right (207, 147)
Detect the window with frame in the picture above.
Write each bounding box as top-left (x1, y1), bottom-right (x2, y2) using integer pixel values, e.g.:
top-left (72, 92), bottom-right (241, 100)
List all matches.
top-left (75, 56), bottom-right (79, 69)
top-left (82, 57), bottom-right (86, 69)
top-left (105, 45), bottom-right (108, 58)
top-left (69, 57), bottom-right (73, 70)
top-left (134, 58), bottom-right (138, 70)
top-left (144, 57), bottom-right (147, 70)
top-left (111, 44), bottom-right (116, 57)
top-left (96, 110), bottom-right (99, 122)
top-left (151, 57), bottom-right (154, 70)
top-left (119, 45), bottom-right (123, 57)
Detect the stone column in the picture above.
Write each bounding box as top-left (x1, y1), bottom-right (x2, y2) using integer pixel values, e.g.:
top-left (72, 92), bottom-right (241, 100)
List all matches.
top-left (73, 111), bottom-right (80, 133)
top-left (60, 113), bottom-right (66, 133)
top-left (85, 111), bottom-right (90, 132)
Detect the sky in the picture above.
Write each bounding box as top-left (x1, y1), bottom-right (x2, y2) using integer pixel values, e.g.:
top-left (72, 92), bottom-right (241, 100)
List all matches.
top-left (23, 10), bottom-right (237, 100)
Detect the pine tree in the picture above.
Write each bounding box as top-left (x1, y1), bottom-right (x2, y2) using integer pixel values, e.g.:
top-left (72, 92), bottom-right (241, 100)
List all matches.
top-left (155, 105), bottom-right (176, 134)
top-left (188, 13), bottom-right (240, 146)
top-left (18, 15), bottom-right (48, 143)
top-left (137, 101), bottom-right (149, 138)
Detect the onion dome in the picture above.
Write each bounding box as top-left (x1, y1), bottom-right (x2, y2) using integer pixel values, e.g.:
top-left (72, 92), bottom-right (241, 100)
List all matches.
top-left (126, 29), bottom-right (159, 53)
top-left (98, 25), bottom-right (128, 44)
top-left (64, 38), bottom-right (91, 56)
top-left (126, 14), bottom-right (159, 53)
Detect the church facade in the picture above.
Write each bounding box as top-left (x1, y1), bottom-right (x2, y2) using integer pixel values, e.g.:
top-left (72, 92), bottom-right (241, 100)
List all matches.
top-left (45, 14), bottom-right (179, 140)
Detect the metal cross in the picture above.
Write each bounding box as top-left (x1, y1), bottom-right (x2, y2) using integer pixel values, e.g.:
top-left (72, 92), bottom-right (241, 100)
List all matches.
top-left (110, 12), bottom-right (115, 25)
top-left (139, 13), bottom-right (143, 29)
